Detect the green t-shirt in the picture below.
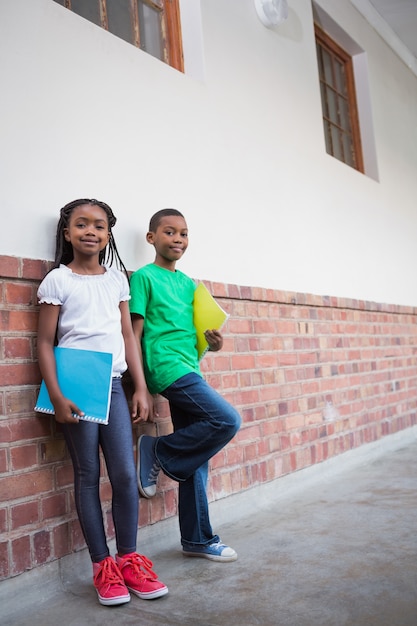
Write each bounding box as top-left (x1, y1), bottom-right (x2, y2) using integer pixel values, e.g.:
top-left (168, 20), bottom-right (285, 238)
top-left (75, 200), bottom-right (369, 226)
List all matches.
top-left (129, 263), bottom-right (202, 394)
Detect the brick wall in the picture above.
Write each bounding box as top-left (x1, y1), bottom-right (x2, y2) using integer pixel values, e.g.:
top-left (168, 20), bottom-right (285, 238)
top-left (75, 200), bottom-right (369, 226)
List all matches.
top-left (1, 254), bottom-right (416, 581)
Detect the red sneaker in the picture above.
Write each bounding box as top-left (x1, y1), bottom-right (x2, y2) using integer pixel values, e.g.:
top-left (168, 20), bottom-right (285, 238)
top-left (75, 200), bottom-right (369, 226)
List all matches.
top-left (116, 552), bottom-right (168, 600)
top-left (93, 556), bottom-right (130, 606)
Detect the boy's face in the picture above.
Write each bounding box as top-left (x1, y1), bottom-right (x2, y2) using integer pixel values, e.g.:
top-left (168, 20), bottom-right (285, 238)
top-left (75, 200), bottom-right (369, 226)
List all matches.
top-left (147, 215), bottom-right (188, 270)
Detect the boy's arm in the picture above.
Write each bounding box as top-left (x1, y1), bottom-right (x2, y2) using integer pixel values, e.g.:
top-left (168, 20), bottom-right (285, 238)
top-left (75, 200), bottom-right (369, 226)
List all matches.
top-left (131, 313), bottom-right (145, 353)
top-left (37, 303), bottom-right (82, 423)
top-left (131, 313), bottom-right (159, 419)
top-left (120, 301), bottom-right (150, 423)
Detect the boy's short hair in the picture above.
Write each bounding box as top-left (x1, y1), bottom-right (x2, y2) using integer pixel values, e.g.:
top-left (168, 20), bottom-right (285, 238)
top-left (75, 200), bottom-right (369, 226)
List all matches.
top-left (149, 208), bottom-right (184, 232)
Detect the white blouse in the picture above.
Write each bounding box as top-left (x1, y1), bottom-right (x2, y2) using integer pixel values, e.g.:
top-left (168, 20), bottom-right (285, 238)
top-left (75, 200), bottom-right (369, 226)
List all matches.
top-left (37, 265), bottom-right (130, 377)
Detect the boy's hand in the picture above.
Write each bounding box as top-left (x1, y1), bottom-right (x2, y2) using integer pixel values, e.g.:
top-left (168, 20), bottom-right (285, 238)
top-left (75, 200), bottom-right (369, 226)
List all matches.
top-left (131, 389), bottom-right (150, 423)
top-left (147, 391), bottom-right (159, 421)
top-left (204, 329), bottom-right (223, 352)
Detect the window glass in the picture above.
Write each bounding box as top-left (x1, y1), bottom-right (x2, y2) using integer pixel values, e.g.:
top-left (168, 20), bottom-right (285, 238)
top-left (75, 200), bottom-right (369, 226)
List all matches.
top-left (137, 1), bottom-right (163, 61)
top-left (334, 60), bottom-right (345, 96)
top-left (327, 88), bottom-right (337, 122)
top-left (71, 0), bottom-right (101, 26)
top-left (107, 0), bottom-right (135, 46)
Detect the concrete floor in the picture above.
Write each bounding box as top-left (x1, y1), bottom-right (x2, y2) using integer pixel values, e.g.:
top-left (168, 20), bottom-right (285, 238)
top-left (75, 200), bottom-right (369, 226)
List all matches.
top-left (2, 427), bottom-right (417, 626)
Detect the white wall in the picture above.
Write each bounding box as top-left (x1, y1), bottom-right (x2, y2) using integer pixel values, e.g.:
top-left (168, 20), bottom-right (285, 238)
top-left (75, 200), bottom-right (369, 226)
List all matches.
top-left (1, 0), bottom-right (416, 305)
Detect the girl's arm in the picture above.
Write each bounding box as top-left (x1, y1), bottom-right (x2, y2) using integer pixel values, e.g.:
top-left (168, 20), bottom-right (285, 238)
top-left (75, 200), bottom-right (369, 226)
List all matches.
top-left (37, 303), bottom-right (82, 423)
top-left (120, 301), bottom-right (150, 423)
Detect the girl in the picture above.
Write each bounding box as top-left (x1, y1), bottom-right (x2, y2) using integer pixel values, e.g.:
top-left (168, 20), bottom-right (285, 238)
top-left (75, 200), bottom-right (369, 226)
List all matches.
top-left (37, 198), bottom-right (168, 606)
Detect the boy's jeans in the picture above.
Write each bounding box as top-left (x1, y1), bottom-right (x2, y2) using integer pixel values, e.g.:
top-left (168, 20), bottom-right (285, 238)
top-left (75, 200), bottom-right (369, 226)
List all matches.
top-left (156, 373), bottom-right (241, 548)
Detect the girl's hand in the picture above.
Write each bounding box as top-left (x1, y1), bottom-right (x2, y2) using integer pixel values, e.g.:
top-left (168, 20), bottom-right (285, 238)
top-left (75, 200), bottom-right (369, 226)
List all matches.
top-left (204, 329), bottom-right (223, 352)
top-left (131, 389), bottom-right (150, 424)
top-left (52, 396), bottom-right (83, 424)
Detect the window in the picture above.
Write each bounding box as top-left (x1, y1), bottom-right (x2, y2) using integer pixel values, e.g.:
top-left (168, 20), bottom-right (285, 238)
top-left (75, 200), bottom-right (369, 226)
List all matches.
top-left (53, 0), bottom-right (183, 71)
top-left (315, 24), bottom-right (364, 173)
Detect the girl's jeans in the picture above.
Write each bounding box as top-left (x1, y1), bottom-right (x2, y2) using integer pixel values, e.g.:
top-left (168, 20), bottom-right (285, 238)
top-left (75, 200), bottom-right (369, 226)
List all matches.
top-left (157, 372), bottom-right (241, 548)
top-left (61, 378), bottom-right (138, 562)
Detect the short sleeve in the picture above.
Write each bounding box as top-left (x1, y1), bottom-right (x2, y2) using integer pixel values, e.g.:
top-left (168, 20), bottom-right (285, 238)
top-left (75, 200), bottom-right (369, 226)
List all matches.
top-left (129, 270), bottom-right (149, 318)
top-left (37, 268), bottom-right (65, 305)
top-left (117, 270), bottom-right (131, 303)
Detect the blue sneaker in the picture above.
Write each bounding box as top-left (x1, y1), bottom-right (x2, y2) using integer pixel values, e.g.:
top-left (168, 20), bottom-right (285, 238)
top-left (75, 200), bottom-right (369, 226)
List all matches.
top-left (137, 435), bottom-right (161, 498)
top-left (182, 541), bottom-right (237, 562)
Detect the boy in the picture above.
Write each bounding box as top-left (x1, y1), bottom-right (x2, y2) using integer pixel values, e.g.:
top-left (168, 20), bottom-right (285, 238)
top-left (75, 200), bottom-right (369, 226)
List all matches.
top-left (130, 209), bottom-right (241, 562)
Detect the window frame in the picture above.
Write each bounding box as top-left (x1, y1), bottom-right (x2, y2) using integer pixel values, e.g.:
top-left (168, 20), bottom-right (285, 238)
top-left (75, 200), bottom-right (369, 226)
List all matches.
top-left (315, 24), bottom-right (364, 173)
top-left (56, 0), bottom-right (184, 72)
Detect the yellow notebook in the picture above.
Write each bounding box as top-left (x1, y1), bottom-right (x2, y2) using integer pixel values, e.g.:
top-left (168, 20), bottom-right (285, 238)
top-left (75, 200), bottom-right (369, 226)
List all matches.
top-left (193, 282), bottom-right (229, 360)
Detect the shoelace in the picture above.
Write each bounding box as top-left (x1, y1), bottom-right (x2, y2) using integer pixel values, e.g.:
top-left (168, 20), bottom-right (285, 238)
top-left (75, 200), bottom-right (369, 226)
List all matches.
top-left (122, 553), bottom-right (158, 581)
top-left (94, 558), bottom-right (124, 587)
top-left (147, 462), bottom-right (161, 483)
top-left (208, 542), bottom-right (226, 550)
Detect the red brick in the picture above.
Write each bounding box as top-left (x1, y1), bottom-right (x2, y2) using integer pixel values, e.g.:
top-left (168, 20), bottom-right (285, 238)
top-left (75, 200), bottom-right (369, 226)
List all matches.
top-left (70, 518), bottom-right (85, 552)
top-left (105, 508), bottom-right (115, 539)
top-left (0, 362), bottom-right (40, 386)
top-left (33, 530), bottom-right (51, 565)
top-left (0, 541), bottom-right (9, 579)
top-left (0, 255), bottom-right (20, 279)
top-left (230, 354), bottom-right (256, 370)
top-left (138, 498), bottom-right (150, 527)
top-left (210, 448), bottom-right (226, 470)
top-left (0, 448), bottom-right (8, 473)
top-left (255, 353), bottom-right (280, 368)
top-left (53, 522), bottom-right (71, 559)
top-left (100, 481), bottom-right (112, 503)
top-left (42, 493), bottom-right (67, 520)
top-left (0, 508), bottom-right (7, 534)
top-left (4, 282), bottom-right (34, 306)
top-left (11, 535), bottom-right (31, 576)
top-left (21, 258), bottom-right (50, 281)
top-left (10, 443), bottom-right (38, 470)
top-left (11, 501), bottom-right (39, 529)
top-left (4, 336), bottom-right (32, 359)
top-left (40, 439), bottom-right (67, 464)
top-left (227, 318), bottom-right (253, 334)
top-left (278, 353), bottom-right (298, 366)
top-left (243, 442), bottom-right (258, 463)
top-left (56, 463), bottom-right (73, 489)
top-left (9, 310), bottom-right (39, 332)
top-left (259, 385), bottom-right (281, 402)
top-left (163, 487), bottom-right (178, 518)
top-left (225, 445), bottom-right (244, 466)
top-left (0, 468), bottom-right (54, 501)
top-left (149, 494), bottom-right (165, 524)
top-left (5, 388), bottom-right (40, 415)
top-left (253, 319), bottom-right (276, 334)
top-left (237, 388), bottom-right (260, 405)
top-left (0, 415), bottom-right (51, 443)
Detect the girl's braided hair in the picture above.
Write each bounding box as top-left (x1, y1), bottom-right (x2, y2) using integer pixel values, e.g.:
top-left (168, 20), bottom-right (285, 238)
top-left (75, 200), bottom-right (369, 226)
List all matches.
top-left (53, 199), bottom-right (128, 278)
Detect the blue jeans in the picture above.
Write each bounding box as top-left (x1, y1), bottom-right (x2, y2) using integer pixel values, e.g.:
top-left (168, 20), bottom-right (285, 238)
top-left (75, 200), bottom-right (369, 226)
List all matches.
top-left (61, 378), bottom-right (138, 562)
top-left (156, 373), bottom-right (241, 548)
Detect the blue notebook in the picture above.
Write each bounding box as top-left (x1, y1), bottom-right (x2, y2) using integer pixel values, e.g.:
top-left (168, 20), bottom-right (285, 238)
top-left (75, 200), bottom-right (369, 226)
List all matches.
top-left (35, 347), bottom-right (113, 424)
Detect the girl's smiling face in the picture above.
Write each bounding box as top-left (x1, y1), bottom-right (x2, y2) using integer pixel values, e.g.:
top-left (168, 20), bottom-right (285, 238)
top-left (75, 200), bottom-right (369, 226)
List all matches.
top-left (64, 204), bottom-right (110, 258)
